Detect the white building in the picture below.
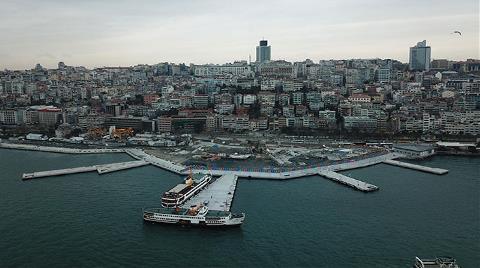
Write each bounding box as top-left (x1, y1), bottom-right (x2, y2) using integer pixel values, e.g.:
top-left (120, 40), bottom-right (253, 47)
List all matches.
top-left (193, 63), bottom-right (251, 77)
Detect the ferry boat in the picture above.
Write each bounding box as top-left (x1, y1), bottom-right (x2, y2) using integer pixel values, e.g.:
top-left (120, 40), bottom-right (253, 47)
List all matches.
top-left (143, 204), bottom-right (245, 227)
top-left (161, 173), bottom-right (212, 208)
top-left (413, 256), bottom-right (460, 268)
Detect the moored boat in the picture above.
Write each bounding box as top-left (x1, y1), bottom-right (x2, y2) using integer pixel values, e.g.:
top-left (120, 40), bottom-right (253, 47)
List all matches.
top-left (413, 256), bottom-right (460, 268)
top-left (143, 204), bottom-right (245, 227)
top-left (161, 173), bottom-right (212, 208)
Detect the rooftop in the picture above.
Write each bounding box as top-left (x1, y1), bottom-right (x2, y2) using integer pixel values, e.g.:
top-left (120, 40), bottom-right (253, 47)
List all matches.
top-left (393, 144), bottom-right (433, 152)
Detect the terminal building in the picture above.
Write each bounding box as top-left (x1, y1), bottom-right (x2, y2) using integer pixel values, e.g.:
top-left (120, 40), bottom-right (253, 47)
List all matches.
top-left (393, 144), bottom-right (435, 159)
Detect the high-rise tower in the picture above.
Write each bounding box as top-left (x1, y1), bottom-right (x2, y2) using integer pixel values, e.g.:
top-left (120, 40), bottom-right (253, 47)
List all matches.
top-left (409, 40), bottom-right (431, 71)
top-left (256, 40), bottom-right (271, 63)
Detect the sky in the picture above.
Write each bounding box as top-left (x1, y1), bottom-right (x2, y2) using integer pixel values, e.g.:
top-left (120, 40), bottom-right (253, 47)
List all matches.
top-left (0, 0), bottom-right (478, 70)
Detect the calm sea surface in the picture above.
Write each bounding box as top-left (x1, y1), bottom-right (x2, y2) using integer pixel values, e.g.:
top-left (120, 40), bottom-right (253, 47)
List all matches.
top-left (0, 149), bottom-right (478, 267)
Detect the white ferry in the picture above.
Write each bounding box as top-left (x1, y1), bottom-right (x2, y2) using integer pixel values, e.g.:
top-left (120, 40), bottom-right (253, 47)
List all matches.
top-left (161, 173), bottom-right (212, 208)
top-left (413, 256), bottom-right (459, 268)
top-left (143, 204), bottom-right (245, 227)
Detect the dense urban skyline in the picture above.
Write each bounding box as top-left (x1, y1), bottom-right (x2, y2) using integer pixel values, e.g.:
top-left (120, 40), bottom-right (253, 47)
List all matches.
top-left (1, 0), bottom-right (478, 70)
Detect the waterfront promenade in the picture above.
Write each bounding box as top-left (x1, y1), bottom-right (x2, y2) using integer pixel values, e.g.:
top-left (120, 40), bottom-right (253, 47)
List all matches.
top-left (4, 142), bottom-right (450, 193)
top-left (383, 159), bottom-right (448, 174)
top-left (22, 160), bottom-right (149, 179)
top-left (318, 170), bottom-right (379, 192)
top-left (0, 142), bottom-right (124, 154)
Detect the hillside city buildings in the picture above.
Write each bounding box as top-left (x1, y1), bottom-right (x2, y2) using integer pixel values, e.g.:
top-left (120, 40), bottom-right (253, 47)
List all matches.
top-left (1, 40), bottom-right (479, 144)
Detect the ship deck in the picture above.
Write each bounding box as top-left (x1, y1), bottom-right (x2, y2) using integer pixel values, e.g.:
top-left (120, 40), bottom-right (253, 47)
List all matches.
top-left (164, 174), bottom-right (207, 196)
top-left (182, 174), bottom-right (238, 211)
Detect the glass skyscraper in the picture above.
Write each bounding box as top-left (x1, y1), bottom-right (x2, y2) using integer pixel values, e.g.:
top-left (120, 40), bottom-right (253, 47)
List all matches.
top-left (256, 40), bottom-right (271, 63)
top-left (409, 40), bottom-right (431, 71)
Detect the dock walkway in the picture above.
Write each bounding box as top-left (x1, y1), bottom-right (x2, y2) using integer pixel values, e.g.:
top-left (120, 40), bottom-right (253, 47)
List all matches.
top-left (96, 160), bottom-right (149, 174)
top-left (125, 149), bottom-right (186, 174)
top-left (382, 159), bottom-right (448, 175)
top-left (317, 170), bottom-right (379, 192)
top-left (23, 165), bottom-right (98, 179)
top-left (1, 143), bottom-right (124, 154)
top-left (182, 174), bottom-right (239, 211)
top-left (190, 153), bottom-right (397, 179)
top-left (23, 160), bottom-right (150, 180)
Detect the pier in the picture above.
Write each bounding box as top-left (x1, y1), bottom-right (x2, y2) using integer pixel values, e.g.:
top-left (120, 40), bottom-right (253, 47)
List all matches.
top-left (190, 153), bottom-right (398, 179)
top-left (22, 160), bottom-right (151, 180)
top-left (12, 144), bottom-right (450, 194)
top-left (125, 149), bottom-right (186, 174)
top-left (382, 159), bottom-right (448, 175)
top-left (23, 166), bottom-right (98, 180)
top-left (182, 174), bottom-right (239, 211)
top-left (96, 160), bottom-right (149, 174)
top-left (1, 142), bottom-right (124, 154)
top-left (318, 170), bottom-right (379, 192)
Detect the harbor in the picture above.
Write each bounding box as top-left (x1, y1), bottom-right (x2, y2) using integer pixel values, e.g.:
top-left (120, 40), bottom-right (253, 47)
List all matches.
top-left (2, 149), bottom-right (478, 267)
top-left (13, 142), bottom-right (451, 194)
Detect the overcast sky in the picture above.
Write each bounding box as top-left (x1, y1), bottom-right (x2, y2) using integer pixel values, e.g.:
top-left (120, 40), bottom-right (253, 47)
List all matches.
top-left (0, 0), bottom-right (478, 69)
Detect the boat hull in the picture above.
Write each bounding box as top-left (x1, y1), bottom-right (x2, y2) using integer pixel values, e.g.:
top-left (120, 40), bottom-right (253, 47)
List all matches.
top-left (143, 212), bottom-right (245, 227)
top-left (143, 216), bottom-right (244, 227)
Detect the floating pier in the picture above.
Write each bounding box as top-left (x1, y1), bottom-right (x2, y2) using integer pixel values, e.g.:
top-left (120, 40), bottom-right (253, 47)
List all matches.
top-left (317, 170), bottom-right (379, 192)
top-left (22, 160), bottom-right (151, 180)
top-left (182, 174), bottom-right (239, 211)
top-left (382, 159), bottom-right (448, 175)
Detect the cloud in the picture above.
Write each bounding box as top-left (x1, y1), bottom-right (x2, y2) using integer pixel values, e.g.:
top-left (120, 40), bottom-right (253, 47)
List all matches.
top-left (0, 0), bottom-right (478, 69)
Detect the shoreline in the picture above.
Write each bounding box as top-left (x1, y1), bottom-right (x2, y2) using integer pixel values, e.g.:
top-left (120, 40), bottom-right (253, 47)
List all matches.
top-left (0, 142), bottom-right (125, 154)
top-left (4, 141), bottom-right (451, 192)
top-left (2, 141), bottom-right (396, 178)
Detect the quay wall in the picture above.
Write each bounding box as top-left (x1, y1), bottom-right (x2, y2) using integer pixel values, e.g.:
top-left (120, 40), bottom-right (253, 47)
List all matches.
top-left (0, 143), bottom-right (124, 154)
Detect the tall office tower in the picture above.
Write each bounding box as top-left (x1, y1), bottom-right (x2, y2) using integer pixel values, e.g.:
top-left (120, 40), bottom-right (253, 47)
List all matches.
top-left (409, 40), bottom-right (431, 71)
top-left (256, 40), bottom-right (271, 63)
